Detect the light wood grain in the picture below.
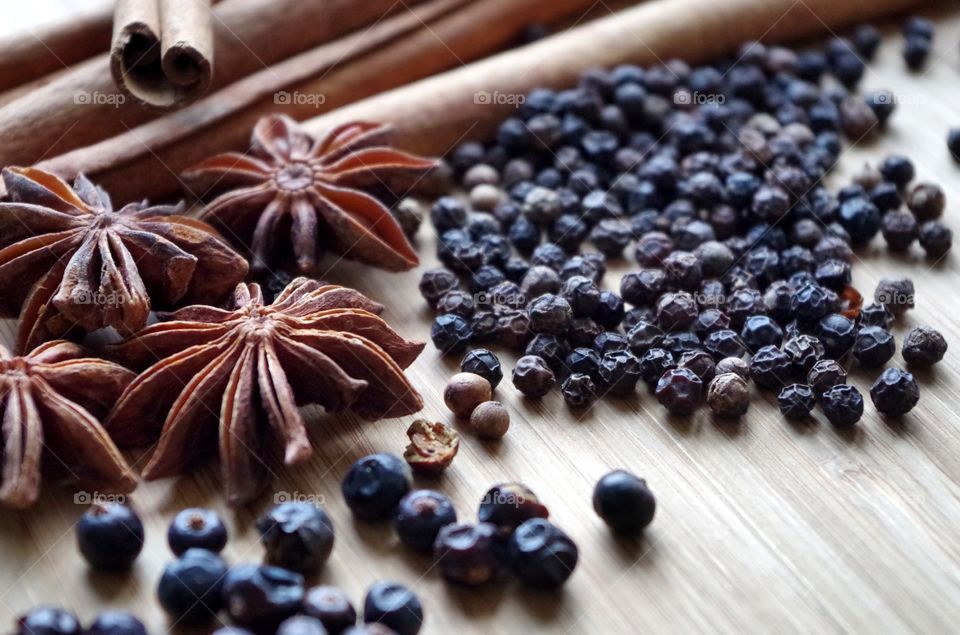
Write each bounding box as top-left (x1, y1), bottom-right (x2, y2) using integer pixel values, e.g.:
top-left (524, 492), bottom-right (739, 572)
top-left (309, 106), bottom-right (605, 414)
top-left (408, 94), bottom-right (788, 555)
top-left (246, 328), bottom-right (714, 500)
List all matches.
top-left (4, 6), bottom-right (960, 635)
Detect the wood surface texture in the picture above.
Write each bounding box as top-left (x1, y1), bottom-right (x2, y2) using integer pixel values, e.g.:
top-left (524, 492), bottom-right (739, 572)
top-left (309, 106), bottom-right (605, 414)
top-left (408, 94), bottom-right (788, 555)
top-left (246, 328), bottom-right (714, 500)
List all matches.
top-left (3, 4), bottom-right (960, 635)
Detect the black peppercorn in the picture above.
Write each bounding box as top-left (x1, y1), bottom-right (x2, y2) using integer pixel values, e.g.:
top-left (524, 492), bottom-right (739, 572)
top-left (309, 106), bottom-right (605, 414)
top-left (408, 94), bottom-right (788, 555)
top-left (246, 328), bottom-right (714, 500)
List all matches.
top-left (906, 183), bottom-right (945, 222)
top-left (740, 315), bottom-right (784, 352)
top-left (527, 294), bottom-right (573, 335)
top-left (430, 197), bottom-right (469, 232)
top-left (749, 345), bottom-right (793, 390)
top-left (852, 326), bottom-right (896, 368)
top-left (703, 329), bottom-right (746, 361)
top-left (881, 211), bottom-right (919, 251)
top-left (512, 355), bottom-right (557, 397)
top-left (902, 326), bottom-right (947, 368)
top-left (520, 265), bottom-right (560, 299)
top-left (561, 373), bottom-right (597, 408)
top-left (431, 314), bottom-right (472, 355)
top-left (918, 220), bottom-right (952, 258)
top-left (496, 310), bottom-right (531, 350)
top-left (678, 350), bottom-right (716, 385)
top-left (778, 383), bottom-right (817, 419)
top-left (568, 317), bottom-right (604, 348)
top-left (817, 313), bottom-right (857, 358)
top-left (655, 367), bottom-right (703, 415)
top-left (419, 268), bottom-right (460, 305)
top-left (525, 334), bottom-right (568, 372)
top-left (869, 367), bottom-right (919, 416)
top-left (820, 384), bottom-right (864, 427)
top-left (597, 350), bottom-right (642, 396)
top-left (436, 290), bottom-right (475, 319)
top-left (561, 276), bottom-right (602, 317)
top-left (783, 334), bottom-right (825, 375)
top-left (461, 349), bottom-right (504, 389)
top-left (656, 291), bottom-right (699, 331)
top-left (594, 291), bottom-right (626, 329)
top-left (638, 348), bottom-right (676, 386)
top-left (806, 358), bottom-right (847, 396)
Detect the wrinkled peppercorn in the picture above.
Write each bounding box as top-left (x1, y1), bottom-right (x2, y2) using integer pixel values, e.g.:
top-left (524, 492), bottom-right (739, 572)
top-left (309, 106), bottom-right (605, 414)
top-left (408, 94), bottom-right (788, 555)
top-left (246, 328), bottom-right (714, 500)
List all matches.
top-left (512, 355), bottom-right (557, 397)
top-left (716, 356), bottom-right (750, 381)
top-left (852, 326), bottom-right (896, 368)
top-left (749, 345), bottom-right (793, 389)
top-left (655, 368), bottom-right (703, 415)
top-left (817, 313), bottom-right (857, 358)
top-left (902, 325), bottom-right (948, 367)
top-left (869, 368), bottom-right (920, 416)
top-left (561, 373), bottom-right (597, 408)
top-left (918, 220), bottom-right (952, 258)
top-left (420, 268), bottom-right (460, 305)
top-left (431, 315), bottom-right (472, 355)
top-left (460, 348), bottom-right (503, 389)
top-left (597, 350), bottom-right (641, 396)
top-left (806, 358), bottom-right (847, 396)
top-left (778, 384), bottom-right (817, 419)
top-left (527, 294), bottom-right (573, 335)
top-left (821, 384), bottom-right (864, 427)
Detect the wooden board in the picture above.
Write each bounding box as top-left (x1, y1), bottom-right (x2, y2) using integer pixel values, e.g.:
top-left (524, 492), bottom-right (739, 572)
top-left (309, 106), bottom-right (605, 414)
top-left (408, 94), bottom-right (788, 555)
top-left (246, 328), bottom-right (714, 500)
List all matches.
top-left (3, 5), bottom-right (960, 635)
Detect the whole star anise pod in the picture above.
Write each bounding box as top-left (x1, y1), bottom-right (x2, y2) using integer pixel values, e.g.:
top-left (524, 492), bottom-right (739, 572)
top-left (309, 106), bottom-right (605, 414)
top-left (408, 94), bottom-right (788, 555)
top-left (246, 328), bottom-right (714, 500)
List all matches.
top-left (0, 340), bottom-right (137, 508)
top-left (184, 115), bottom-right (435, 274)
top-left (0, 167), bottom-right (249, 352)
top-left (106, 277), bottom-right (425, 505)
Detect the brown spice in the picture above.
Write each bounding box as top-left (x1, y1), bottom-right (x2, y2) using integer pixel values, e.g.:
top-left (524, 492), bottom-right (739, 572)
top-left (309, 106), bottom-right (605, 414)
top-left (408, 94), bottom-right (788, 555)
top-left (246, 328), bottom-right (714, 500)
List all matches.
top-left (184, 115), bottom-right (436, 274)
top-left (404, 419), bottom-right (460, 474)
top-left (106, 277), bottom-right (425, 506)
top-left (0, 167), bottom-right (248, 353)
top-left (469, 401), bottom-right (510, 439)
top-left (0, 341), bottom-right (137, 508)
top-left (443, 372), bottom-right (492, 418)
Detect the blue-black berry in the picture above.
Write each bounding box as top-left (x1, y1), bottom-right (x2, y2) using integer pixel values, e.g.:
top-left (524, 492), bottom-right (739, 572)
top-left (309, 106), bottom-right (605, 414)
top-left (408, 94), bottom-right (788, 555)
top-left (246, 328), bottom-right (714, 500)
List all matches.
top-left (592, 470), bottom-right (656, 534)
top-left (168, 508), bottom-right (228, 555)
top-left (303, 585), bottom-right (357, 633)
top-left (157, 549), bottom-right (228, 622)
top-left (257, 502), bottom-right (335, 572)
top-left (15, 607), bottom-right (81, 635)
top-left (363, 581), bottom-right (423, 635)
top-left (394, 490), bottom-right (457, 552)
top-left (342, 454), bottom-right (412, 521)
top-left (86, 612), bottom-right (147, 635)
top-left (76, 502), bottom-right (144, 570)
top-left (222, 564), bottom-right (305, 634)
top-left (508, 519), bottom-right (579, 589)
top-left (778, 384), bottom-right (817, 419)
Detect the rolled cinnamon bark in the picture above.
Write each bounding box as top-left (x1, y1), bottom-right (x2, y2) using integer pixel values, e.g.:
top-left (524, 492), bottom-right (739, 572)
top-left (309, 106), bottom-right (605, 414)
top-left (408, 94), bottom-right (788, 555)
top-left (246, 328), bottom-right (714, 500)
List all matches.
top-left (303, 0), bottom-right (924, 156)
top-left (0, 2), bottom-right (114, 94)
top-left (39, 0), bottom-right (608, 202)
top-left (0, 0), bottom-right (430, 166)
top-left (110, 0), bottom-right (214, 110)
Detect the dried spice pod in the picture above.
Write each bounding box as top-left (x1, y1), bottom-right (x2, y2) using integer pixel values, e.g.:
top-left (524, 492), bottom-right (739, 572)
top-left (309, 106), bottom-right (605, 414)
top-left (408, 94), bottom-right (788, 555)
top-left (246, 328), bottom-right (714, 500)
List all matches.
top-left (106, 277), bottom-right (425, 505)
top-left (184, 115), bottom-right (436, 274)
top-left (0, 341), bottom-right (137, 508)
top-left (0, 167), bottom-right (247, 353)
top-left (403, 419), bottom-right (460, 474)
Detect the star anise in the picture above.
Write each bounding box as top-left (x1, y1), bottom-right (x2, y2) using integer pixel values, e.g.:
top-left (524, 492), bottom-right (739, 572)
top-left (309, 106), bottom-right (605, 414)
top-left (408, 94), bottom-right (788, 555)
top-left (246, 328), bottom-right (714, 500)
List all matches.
top-left (184, 115), bottom-right (435, 275)
top-left (105, 277), bottom-right (425, 505)
top-left (0, 340), bottom-right (137, 508)
top-left (0, 167), bottom-right (249, 352)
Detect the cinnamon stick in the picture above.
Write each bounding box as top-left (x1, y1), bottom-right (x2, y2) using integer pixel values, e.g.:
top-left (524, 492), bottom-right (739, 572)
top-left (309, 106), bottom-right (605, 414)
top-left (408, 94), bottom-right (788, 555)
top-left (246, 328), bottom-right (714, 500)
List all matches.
top-left (0, 2), bottom-right (114, 94)
top-left (0, 0), bottom-right (430, 167)
top-left (110, 0), bottom-right (214, 110)
top-left (39, 0), bottom-right (609, 202)
top-left (303, 0), bottom-right (925, 157)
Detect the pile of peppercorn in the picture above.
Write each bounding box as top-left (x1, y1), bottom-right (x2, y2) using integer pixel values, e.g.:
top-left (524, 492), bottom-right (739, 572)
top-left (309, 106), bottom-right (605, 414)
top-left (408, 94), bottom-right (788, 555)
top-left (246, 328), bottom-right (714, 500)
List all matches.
top-left (414, 23), bottom-right (950, 425)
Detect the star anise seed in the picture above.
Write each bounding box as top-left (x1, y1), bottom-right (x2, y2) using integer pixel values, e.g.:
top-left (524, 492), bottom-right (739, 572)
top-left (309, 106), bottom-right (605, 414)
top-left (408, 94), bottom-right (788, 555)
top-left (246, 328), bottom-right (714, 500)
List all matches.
top-left (184, 115), bottom-right (435, 274)
top-left (0, 167), bottom-right (249, 352)
top-left (0, 340), bottom-right (137, 508)
top-left (105, 277), bottom-right (425, 505)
